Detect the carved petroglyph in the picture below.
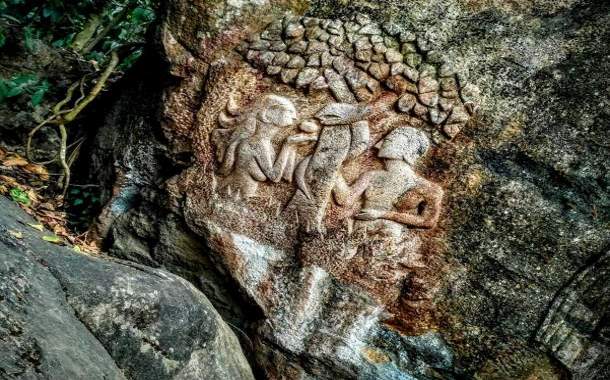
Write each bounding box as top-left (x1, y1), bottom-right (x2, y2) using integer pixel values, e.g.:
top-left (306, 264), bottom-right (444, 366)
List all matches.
top-left (344, 127), bottom-right (443, 283)
top-left (212, 94), bottom-right (312, 198)
top-left (238, 14), bottom-right (479, 139)
top-left (288, 123), bottom-right (442, 234)
top-left (289, 103), bottom-right (371, 231)
top-left (210, 14), bottom-right (457, 239)
top-left (212, 96), bottom-right (442, 237)
top-left (352, 127), bottom-right (443, 229)
top-left (536, 251), bottom-right (610, 378)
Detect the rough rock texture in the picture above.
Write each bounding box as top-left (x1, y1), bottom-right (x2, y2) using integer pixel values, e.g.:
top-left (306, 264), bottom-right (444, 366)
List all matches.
top-left (89, 0), bottom-right (609, 379)
top-left (0, 196), bottom-right (254, 379)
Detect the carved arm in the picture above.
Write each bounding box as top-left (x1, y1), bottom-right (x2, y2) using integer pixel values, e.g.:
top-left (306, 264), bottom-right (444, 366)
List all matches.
top-left (382, 181), bottom-right (444, 229)
top-left (333, 171), bottom-right (373, 207)
top-left (255, 140), bottom-right (295, 183)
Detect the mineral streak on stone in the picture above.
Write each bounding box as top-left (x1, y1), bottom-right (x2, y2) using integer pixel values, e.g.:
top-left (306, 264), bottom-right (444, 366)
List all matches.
top-left (239, 13), bottom-right (479, 139)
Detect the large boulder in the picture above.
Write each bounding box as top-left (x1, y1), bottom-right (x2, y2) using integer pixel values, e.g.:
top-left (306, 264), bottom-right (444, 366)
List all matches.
top-left (89, 0), bottom-right (610, 379)
top-left (0, 196), bottom-right (254, 380)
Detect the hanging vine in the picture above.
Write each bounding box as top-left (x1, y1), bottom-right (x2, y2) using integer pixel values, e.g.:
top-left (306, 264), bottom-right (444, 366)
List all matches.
top-left (26, 51), bottom-right (119, 198)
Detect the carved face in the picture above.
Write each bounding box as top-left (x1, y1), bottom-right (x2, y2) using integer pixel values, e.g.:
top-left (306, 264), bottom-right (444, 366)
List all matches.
top-left (257, 95), bottom-right (298, 128)
top-left (376, 127), bottom-right (430, 164)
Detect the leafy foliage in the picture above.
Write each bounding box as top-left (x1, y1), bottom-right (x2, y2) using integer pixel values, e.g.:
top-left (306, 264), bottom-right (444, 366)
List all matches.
top-left (1, 0), bottom-right (157, 58)
top-left (0, 0), bottom-right (158, 106)
top-left (0, 73), bottom-right (49, 105)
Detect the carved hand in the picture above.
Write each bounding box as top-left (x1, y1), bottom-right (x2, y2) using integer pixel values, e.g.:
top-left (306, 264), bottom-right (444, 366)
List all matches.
top-left (354, 209), bottom-right (385, 221)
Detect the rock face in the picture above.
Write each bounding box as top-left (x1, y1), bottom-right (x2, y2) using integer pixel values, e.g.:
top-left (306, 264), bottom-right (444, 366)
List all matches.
top-left (90, 0), bottom-right (609, 379)
top-left (0, 196), bottom-right (254, 379)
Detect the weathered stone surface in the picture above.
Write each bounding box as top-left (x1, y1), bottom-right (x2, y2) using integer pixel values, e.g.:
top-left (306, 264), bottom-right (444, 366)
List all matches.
top-left (87, 0), bottom-right (610, 379)
top-left (0, 197), bottom-right (254, 380)
top-left (0, 210), bottom-right (124, 379)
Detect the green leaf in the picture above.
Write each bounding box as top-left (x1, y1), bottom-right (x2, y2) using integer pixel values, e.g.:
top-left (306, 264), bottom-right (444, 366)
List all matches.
top-left (86, 50), bottom-right (104, 63)
top-left (11, 73), bottom-right (37, 86)
top-left (23, 26), bottom-right (36, 51)
top-left (42, 5), bottom-right (61, 23)
top-left (5, 85), bottom-right (23, 97)
top-left (42, 235), bottom-right (62, 244)
top-left (9, 230), bottom-right (23, 239)
top-left (30, 88), bottom-right (44, 106)
top-left (30, 80), bottom-right (49, 106)
top-left (27, 223), bottom-right (44, 231)
top-left (41, 6), bottom-right (53, 17)
top-left (118, 49), bottom-right (142, 71)
top-left (131, 7), bottom-right (154, 23)
top-left (106, 40), bottom-right (120, 51)
top-left (52, 32), bottom-right (75, 48)
top-left (0, 74), bottom-right (39, 101)
top-left (9, 188), bottom-right (30, 205)
top-left (72, 198), bottom-right (84, 206)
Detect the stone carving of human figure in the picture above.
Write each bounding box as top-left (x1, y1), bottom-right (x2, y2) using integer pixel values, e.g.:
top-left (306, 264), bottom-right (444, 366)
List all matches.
top-left (331, 127), bottom-right (444, 286)
top-left (213, 94), bottom-right (306, 198)
top-left (335, 126), bottom-right (443, 230)
top-left (288, 102), bottom-right (371, 232)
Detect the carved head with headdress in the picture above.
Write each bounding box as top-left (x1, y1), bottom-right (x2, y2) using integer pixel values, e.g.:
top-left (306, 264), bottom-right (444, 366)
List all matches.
top-left (375, 127), bottom-right (430, 166)
top-left (254, 94), bottom-right (297, 129)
